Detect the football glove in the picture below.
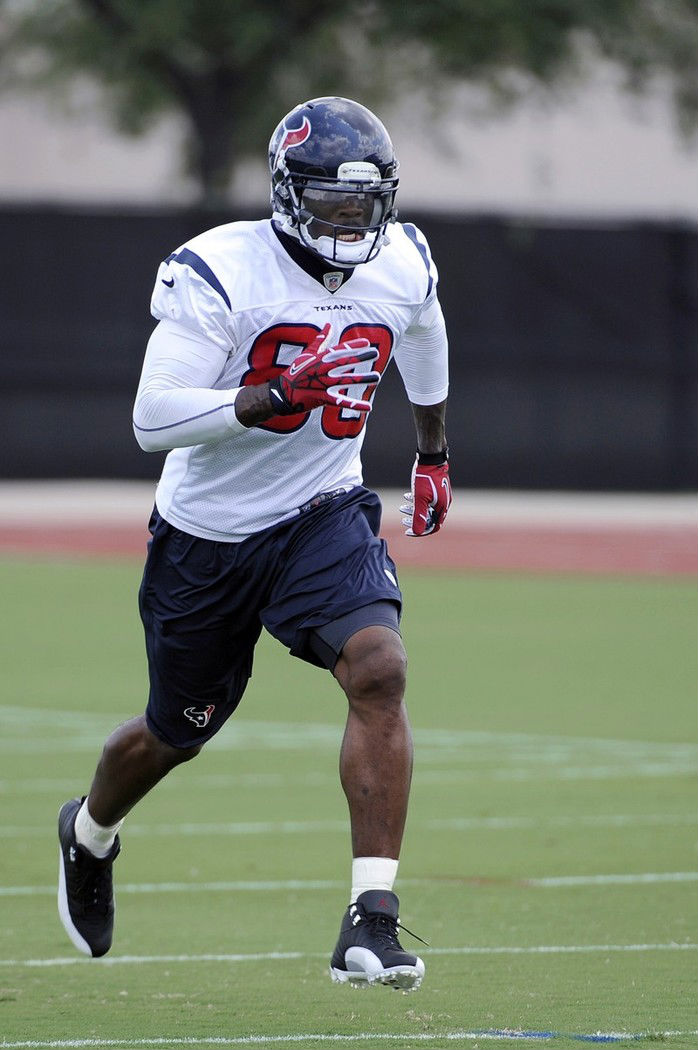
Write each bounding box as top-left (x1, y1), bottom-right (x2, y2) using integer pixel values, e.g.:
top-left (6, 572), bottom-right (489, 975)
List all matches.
top-left (401, 449), bottom-right (452, 536)
top-left (269, 324), bottom-right (380, 415)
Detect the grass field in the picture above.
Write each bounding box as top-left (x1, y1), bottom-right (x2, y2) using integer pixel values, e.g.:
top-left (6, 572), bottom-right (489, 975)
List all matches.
top-left (0, 556), bottom-right (696, 1049)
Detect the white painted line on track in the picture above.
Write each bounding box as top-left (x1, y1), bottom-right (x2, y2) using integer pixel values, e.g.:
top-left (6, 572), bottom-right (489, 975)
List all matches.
top-left (2, 709), bottom-right (695, 786)
top-left (2, 760), bottom-right (695, 782)
top-left (2, 1029), bottom-right (698, 1047)
top-left (485, 762), bottom-right (698, 781)
top-left (1, 812), bottom-right (695, 838)
top-left (3, 707), bottom-right (695, 757)
top-left (3, 744), bottom-right (695, 782)
top-left (1, 943), bottom-right (696, 969)
top-left (526, 871), bottom-right (698, 887)
top-left (0, 819), bottom-right (349, 838)
top-left (0, 878), bottom-right (343, 897)
top-left (428, 813), bottom-right (697, 829)
top-left (2, 763), bottom-right (698, 792)
top-left (2, 871), bottom-right (697, 898)
top-left (427, 942), bottom-right (698, 955)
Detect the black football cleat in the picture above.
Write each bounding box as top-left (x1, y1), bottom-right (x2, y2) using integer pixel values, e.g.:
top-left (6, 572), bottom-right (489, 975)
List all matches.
top-left (329, 889), bottom-right (425, 990)
top-left (57, 797), bottom-right (120, 957)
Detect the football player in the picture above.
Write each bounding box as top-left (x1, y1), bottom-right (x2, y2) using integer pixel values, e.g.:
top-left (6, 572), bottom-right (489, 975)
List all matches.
top-left (57, 96), bottom-right (450, 991)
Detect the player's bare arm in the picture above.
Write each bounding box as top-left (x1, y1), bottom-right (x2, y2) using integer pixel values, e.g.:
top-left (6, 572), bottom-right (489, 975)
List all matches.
top-left (411, 398), bottom-right (448, 454)
top-left (402, 399), bottom-right (452, 537)
top-left (232, 382), bottom-right (281, 427)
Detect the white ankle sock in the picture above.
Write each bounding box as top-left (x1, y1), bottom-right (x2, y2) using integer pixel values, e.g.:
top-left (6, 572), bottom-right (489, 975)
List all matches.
top-left (350, 856), bottom-right (399, 904)
top-left (74, 799), bottom-right (123, 859)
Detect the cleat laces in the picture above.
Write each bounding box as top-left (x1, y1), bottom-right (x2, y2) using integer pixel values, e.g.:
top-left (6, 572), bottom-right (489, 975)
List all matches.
top-left (70, 850), bottom-right (116, 917)
top-left (364, 912), bottom-right (429, 950)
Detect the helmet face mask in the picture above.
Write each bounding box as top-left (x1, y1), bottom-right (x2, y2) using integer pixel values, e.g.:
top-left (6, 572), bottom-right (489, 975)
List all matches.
top-left (269, 97), bottom-right (399, 267)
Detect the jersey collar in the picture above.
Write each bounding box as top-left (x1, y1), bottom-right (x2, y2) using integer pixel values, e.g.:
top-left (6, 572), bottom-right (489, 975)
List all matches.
top-left (272, 221), bottom-right (355, 294)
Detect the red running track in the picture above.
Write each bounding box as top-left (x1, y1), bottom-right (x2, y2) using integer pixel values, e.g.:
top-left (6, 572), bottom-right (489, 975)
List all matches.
top-left (0, 522), bottom-right (694, 576)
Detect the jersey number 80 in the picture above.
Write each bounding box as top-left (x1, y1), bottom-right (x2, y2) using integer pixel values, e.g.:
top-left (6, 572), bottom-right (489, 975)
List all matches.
top-left (241, 323), bottom-right (393, 439)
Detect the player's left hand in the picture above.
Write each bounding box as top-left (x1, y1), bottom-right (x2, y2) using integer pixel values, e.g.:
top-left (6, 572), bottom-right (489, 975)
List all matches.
top-left (400, 451), bottom-right (452, 536)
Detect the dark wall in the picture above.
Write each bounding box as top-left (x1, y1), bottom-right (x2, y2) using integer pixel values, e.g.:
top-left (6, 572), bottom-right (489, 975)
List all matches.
top-left (2, 205), bottom-right (696, 490)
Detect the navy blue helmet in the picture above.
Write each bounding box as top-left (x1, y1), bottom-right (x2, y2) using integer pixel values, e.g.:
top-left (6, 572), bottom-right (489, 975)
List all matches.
top-left (269, 96), bottom-right (399, 267)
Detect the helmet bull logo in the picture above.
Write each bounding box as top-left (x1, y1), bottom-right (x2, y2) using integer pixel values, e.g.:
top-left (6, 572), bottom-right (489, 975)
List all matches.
top-left (275, 116), bottom-right (311, 166)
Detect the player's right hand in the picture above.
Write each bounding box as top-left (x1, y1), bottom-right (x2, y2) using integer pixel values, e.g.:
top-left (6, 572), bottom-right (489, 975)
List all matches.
top-left (268, 323), bottom-right (380, 415)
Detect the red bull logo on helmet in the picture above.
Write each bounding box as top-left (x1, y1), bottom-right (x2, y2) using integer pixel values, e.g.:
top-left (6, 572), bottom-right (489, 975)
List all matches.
top-left (275, 115), bottom-right (311, 167)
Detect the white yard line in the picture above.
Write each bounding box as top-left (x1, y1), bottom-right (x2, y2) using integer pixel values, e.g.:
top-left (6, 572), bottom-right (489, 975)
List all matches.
top-left (2, 712), bottom-right (693, 795)
top-left (3, 740), bottom-right (694, 782)
top-left (0, 942), bottom-right (696, 970)
top-left (528, 871), bottom-right (698, 887)
top-left (2, 1027), bottom-right (698, 1049)
top-left (1, 812), bottom-right (695, 840)
top-left (0, 879), bottom-right (343, 898)
top-left (2, 1033), bottom-right (698, 1048)
top-left (2, 762), bottom-right (696, 789)
top-left (1, 708), bottom-right (694, 759)
top-left (1, 872), bottom-right (696, 898)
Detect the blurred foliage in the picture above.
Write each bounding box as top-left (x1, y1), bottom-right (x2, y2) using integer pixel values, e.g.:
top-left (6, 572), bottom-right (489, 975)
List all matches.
top-left (1, 0), bottom-right (697, 204)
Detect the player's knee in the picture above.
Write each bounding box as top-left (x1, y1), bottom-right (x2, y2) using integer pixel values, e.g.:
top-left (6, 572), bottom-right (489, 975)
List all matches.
top-left (143, 726), bottom-right (203, 769)
top-left (102, 716), bottom-right (202, 771)
top-left (343, 630), bottom-right (407, 705)
top-left (162, 738), bottom-right (203, 765)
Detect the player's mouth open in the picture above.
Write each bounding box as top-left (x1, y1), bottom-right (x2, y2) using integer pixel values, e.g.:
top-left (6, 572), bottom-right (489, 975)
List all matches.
top-left (338, 232), bottom-right (364, 241)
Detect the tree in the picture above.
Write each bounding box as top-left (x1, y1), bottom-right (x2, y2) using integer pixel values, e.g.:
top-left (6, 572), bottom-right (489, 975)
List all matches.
top-left (1, 0), bottom-right (696, 206)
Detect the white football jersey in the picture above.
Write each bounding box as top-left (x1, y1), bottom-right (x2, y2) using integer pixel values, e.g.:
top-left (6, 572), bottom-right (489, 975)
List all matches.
top-left (137, 218), bottom-right (448, 541)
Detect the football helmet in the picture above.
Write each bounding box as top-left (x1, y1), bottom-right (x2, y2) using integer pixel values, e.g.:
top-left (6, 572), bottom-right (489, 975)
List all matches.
top-left (269, 96), bottom-right (399, 267)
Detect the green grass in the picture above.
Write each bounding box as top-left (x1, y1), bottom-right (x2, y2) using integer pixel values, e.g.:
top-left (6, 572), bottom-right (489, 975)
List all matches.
top-left (0, 557), bottom-right (696, 1049)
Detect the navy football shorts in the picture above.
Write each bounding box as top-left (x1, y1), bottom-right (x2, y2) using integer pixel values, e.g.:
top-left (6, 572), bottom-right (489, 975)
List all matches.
top-left (138, 486), bottom-right (402, 748)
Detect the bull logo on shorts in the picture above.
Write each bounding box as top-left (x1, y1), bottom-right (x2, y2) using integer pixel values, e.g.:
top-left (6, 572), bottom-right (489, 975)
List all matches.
top-left (183, 704), bottom-right (216, 728)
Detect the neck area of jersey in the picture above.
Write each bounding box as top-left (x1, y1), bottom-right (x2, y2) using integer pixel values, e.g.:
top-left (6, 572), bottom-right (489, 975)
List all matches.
top-left (272, 221), bottom-right (356, 293)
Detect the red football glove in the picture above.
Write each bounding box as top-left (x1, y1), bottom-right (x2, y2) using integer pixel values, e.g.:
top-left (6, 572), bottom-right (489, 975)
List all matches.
top-left (401, 450), bottom-right (452, 536)
top-left (269, 323), bottom-right (380, 415)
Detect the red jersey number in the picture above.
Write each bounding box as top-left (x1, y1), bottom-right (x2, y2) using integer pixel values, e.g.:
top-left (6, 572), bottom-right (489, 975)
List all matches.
top-left (242, 322), bottom-right (393, 438)
top-left (320, 324), bottom-right (393, 440)
top-left (240, 323), bottom-right (319, 433)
